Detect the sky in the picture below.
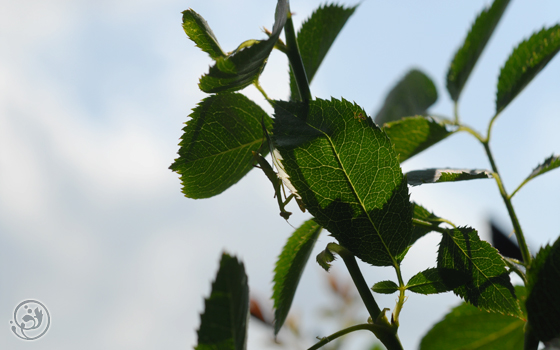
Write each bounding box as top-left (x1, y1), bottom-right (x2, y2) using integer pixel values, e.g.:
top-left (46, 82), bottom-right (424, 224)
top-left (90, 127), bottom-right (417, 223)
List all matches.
top-left (1, 0), bottom-right (559, 349)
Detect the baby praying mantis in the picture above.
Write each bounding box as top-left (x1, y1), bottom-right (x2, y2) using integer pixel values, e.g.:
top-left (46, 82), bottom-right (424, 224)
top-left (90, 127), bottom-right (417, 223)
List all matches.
top-left (252, 122), bottom-right (305, 220)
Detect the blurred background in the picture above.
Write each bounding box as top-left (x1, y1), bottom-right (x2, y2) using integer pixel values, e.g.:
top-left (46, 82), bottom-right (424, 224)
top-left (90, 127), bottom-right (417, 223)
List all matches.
top-left (1, 0), bottom-right (559, 349)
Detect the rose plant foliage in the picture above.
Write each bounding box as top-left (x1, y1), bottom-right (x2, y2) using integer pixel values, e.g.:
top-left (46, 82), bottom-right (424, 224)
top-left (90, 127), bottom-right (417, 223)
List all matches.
top-left (171, 0), bottom-right (560, 349)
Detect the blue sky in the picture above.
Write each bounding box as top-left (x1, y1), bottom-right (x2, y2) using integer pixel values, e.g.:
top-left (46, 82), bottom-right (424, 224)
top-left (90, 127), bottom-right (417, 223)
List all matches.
top-left (1, 0), bottom-right (559, 349)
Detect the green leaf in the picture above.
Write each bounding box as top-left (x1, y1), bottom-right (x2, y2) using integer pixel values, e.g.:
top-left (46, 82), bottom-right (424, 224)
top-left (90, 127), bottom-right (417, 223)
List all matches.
top-left (199, 0), bottom-right (289, 93)
top-left (273, 98), bottom-right (412, 267)
top-left (446, 0), bottom-right (510, 101)
top-left (406, 268), bottom-right (469, 295)
top-left (374, 69), bottom-right (438, 125)
top-left (288, 3), bottom-right (357, 100)
top-left (196, 253), bottom-right (249, 350)
top-left (406, 168), bottom-right (493, 186)
top-left (419, 286), bottom-right (526, 350)
top-left (316, 246), bottom-right (336, 272)
top-left (371, 280), bottom-right (399, 294)
top-left (496, 24), bottom-right (560, 113)
top-left (273, 219), bottom-right (322, 335)
top-left (525, 154), bottom-right (560, 184)
top-left (526, 237), bottom-right (560, 342)
top-left (182, 9), bottom-right (226, 60)
top-left (383, 116), bottom-right (452, 163)
top-left (438, 227), bottom-right (521, 316)
top-left (169, 93), bottom-right (271, 198)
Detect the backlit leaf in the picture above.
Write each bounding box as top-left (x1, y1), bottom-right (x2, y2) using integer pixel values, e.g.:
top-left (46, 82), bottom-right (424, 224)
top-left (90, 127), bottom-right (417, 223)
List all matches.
top-left (446, 0), bottom-right (510, 101)
top-left (438, 227), bottom-right (520, 316)
top-left (196, 253), bottom-right (249, 350)
top-left (170, 93), bottom-right (271, 198)
top-left (406, 168), bottom-right (493, 186)
top-left (496, 25), bottom-right (560, 113)
top-left (419, 286), bottom-right (526, 350)
top-left (273, 98), bottom-right (412, 267)
top-left (289, 3), bottom-right (357, 100)
top-left (374, 69), bottom-right (438, 125)
top-left (199, 0), bottom-right (289, 93)
top-left (526, 237), bottom-right (560, 342)
top-left (383, 116), bottom-right (452, 163)
top-left (371, 280), bottom-right (398, 294)
top-left (406, 268), bottom-right (468, 295)
top-left (182, 9), bottom-right (226, 60)
top-left (273, 219), bottom-right (322, 335)
top-left (525, 154), bottom-right (560, 184)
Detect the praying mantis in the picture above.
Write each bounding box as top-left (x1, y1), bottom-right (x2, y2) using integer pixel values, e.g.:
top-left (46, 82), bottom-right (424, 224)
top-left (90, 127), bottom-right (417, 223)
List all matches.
top-left (252, 122), bottom-right (305, 220)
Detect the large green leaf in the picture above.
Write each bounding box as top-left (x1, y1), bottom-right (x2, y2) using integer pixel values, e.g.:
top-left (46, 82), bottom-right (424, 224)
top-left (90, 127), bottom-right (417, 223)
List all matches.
top-left (273, 219), bottom-right (322, 335)
top-left (496, 24), bottom-right (560, 113)
top-left (438, 227), bottom-right (521, 316)
top-left (383, 116), bottom-right (452, 163)
top-left (196, 253), bottom-right (249, 350)
top-left (526, 237), bottom-right (560, 342)
top-left (446, 0), bottom-right (510, 101)
top-left (288, 3), bottom-right (357, 100)
top-left (273, 98), bottom-right (412, 267)
top-left (406, 168), bottom-right (493, 186)
top-left (374, 69), bottom-right (438, 125)
top-left (406, 268), bottom-right (468, 295)
top-left (182, 9), bottom-right (226, 60)
top-left (199, 0), bottom-right (289, 93)
top-left (170, 93), bottom-right (271, 198)
top-left (419, 286), bottom-right (526, 350)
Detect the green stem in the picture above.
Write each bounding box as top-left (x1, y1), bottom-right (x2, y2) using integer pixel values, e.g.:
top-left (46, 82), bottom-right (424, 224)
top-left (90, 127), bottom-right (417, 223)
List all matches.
top-left (307, 323), bottom-right (402, 350)
top-left (284, 12), bottom-right (311, 101)
top-left (482, 142), bottom-right (532, 265)
top-left (453, 102), bottom-right (460, 124)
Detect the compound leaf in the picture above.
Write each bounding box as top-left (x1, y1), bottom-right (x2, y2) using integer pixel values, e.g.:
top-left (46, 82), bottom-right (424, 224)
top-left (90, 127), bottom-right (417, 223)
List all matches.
top-left (496, 25), bottom-right (560, 113)
top-left (372, 280), bottom-right (399, 294)
top-left (406, 168), bottom-right (493, 186)
top-left (419, 286), bottom-right (526, 350)
top-left (170, 93), bottom-right (271, 198)
top-left (196, 253), bottom-right (249, 350)
top-left (446, 0), bottom-right (510, 101)
top-left (374, 69), bottom-right (438, 125)
top-left (406, 268), bottom-right (468, 295)
top-left (438, 227), bottom-right (521, 316)
top-left (383, 116), bottom-right (452, 162)
top-left (289, 3), bottom-right (357, 100)
top-left (182, 9), bottom-right (226, 60)
top-left (273, 219), bottom-right (322, 335)
top-left (199, 0), bottom-right (289, 93)
top-left (273, 98), bottom-right (412, 267)
top-left (526, 237), bottom-right (560, 342)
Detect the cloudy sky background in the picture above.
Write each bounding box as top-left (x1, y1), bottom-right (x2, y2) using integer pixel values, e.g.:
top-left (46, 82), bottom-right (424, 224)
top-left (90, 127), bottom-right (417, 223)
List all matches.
top-left (1, 0), bottom-right (559, 349)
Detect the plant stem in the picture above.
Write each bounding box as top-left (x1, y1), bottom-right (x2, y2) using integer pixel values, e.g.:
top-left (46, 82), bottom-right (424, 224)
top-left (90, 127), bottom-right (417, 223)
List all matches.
top-left (284, 12), bottom-right (311, 101)
top-left (307, 323), bottom-right (402, 350)
top-left (482, 142), bottom-right (532, 265)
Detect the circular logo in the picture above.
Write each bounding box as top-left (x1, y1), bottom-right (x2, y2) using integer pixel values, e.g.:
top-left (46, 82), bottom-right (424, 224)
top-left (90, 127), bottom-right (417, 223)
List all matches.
top-left (10, 300), bottom-right (50, 340)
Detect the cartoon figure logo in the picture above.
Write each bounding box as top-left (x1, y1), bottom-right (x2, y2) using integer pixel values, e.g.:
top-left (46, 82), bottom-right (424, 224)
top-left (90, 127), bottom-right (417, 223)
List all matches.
top-left (10, 300), bottom-right (50, 340)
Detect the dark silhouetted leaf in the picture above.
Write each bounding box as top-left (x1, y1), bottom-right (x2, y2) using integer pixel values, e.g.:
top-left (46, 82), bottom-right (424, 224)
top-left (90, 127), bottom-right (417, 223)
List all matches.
top-left (490, 221), bottom-right (523, 262)
top-left (199, 0), bottom-right (289, 93)
top-left (407, 268), bottom-right (468, 295)
top-left (374, 69), bottom-right (438, 125)
top-left (273, 98), bottom-right (412, 267)
top-left (289, 3), bottom-right (357, 100)
top-left (196, 253), bottom-right (249, 350)
top-left (170, 93), bottom-right (271, 198)
top-left (406, 168), bottom-right (492, 186)
top-left (372, 280), bottom-right (399, 294)
top-left (525, 154), bottom-right (560, 184)
top-left (496, 25), bottom-right (560, 113)
top-left (273, 219), bottom-right (322, 335)
top-left (383, 116), bottom-right (452, 163)
top-left (438, 227), bottom-right (520, 316)
top-left (420, 286), bottom-right (526, 350)
top-left (526, 237), bottom-right (560, 342)
top-left (446, 0), bottom-right (510, 101)
top-left (182, 9), bottom-right (226, 60)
